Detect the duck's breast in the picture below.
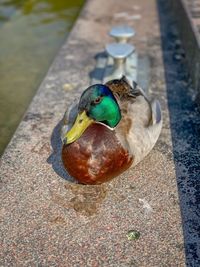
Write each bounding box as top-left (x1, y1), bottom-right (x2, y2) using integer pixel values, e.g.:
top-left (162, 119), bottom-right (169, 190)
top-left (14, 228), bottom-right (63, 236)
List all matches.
top-left (62, 123), bottom-right (133, 184)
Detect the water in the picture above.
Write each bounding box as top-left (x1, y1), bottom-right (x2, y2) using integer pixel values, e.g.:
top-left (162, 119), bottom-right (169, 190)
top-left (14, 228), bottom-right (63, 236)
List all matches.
top-left (0, 0), bottom-right (83, 155)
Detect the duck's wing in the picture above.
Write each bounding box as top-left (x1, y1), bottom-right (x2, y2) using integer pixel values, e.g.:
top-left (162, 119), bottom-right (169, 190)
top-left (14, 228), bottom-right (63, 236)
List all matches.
top-left (130, 79), bottom-right (162, 127)
top-left (60, 100), bottom-right (79, 143)
top-left (106, 76), bottom-right (162, 162)
top-left (105, 76), bottom-right (142, 100)
top-left (106, 76), bottom-right (161, 125)
top-left (106, 75), bottom-right (162, 125)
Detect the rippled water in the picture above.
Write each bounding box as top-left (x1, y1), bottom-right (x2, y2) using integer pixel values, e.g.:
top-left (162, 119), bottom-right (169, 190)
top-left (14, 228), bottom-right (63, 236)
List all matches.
top-left (0, 0), bottom-right (83, 155)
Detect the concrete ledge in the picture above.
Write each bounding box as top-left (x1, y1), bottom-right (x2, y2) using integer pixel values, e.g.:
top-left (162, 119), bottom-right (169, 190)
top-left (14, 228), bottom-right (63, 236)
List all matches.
top-left (170, 0), bottom-right (200, 91)
top-left (0, 0), bottom-right (186, 266)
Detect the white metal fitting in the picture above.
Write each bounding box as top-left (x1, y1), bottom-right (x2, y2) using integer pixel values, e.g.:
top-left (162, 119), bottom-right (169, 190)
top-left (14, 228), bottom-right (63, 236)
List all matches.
top-left (109, 25), bottom-right (135, 43)
top-left (105, 43), bottom-right (135, 81)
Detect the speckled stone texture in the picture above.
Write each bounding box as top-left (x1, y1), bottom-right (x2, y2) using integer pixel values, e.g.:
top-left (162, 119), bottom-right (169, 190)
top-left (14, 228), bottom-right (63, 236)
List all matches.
top-left (170, 0), bottom-right (200, 91)
top-left (158, 1), bottom-right (200, 265)
top-left (0, 0), bottom-right (186, 266)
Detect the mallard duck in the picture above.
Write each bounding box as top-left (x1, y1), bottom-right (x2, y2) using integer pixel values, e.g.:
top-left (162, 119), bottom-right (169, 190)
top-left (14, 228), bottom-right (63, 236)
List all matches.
top-left (61, 76), bottom-right (162, 185)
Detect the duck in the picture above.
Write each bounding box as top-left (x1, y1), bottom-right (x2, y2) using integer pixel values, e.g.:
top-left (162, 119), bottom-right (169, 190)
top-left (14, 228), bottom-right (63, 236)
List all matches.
top-left (61, 76), bottom-right (162, 185)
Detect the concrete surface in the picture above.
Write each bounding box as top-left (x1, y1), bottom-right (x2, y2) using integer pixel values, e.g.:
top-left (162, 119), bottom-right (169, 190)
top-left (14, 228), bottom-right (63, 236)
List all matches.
top-left (0, 0), bottom-right (187, 266)
top-left (170, 0), bottom-right (200, 91)
top-left (158, 1), bottom-right (200, 265)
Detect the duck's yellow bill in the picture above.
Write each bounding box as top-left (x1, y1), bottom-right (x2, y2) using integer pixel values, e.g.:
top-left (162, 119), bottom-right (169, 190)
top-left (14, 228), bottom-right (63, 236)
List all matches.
top-left (64, 111), bottom-right (93, 144)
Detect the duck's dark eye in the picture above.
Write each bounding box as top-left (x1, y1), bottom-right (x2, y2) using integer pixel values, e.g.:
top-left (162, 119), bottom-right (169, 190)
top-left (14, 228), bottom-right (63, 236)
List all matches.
top-left (94, 96), bottom-right (102, 104)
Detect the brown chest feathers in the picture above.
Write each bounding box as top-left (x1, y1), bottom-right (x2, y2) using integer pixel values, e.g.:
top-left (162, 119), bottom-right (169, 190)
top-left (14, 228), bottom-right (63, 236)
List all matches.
top-left (62, 123), bottom-right (133, 185)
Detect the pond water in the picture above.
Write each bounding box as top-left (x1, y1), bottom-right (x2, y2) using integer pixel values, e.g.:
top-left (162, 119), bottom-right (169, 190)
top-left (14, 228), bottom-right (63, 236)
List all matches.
top-left (0, 0), bottom-right (84, 156)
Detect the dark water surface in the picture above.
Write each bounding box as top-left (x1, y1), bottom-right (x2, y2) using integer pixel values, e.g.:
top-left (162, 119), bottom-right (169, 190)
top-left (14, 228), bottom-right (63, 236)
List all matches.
top-left (0, 0), bottom-right (84, 155)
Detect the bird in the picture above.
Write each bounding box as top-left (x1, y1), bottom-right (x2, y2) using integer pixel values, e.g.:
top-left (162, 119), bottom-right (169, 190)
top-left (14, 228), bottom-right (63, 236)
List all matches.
top-left (61, 76), bottom-right (162, 185)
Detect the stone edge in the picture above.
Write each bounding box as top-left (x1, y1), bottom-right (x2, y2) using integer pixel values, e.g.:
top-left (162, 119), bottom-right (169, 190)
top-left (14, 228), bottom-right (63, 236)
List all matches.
top-left (170, 0), bottom-right (200, 91)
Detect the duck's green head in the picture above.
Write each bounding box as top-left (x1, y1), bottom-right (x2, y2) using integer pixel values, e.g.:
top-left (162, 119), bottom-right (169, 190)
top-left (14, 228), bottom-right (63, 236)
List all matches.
top-left (64, 84), bottom-right (121, 144)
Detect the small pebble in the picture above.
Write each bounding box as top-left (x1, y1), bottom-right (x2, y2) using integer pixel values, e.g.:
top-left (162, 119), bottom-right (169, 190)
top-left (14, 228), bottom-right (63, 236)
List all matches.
top-left (63, 83), bottom-right (74, 91)
top-left (173, 54), bottom-right (182, 61)
top-left (129, 185), bottom-right (136, 190)
top-left (126, 230), bottom-right (140, 241)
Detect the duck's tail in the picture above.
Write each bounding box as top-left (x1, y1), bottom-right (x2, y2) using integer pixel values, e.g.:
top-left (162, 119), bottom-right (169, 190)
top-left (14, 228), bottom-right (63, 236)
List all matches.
top-left (148, 99), bottom-right (162, 147)
top-left (151, 99), bottom-right (162, 125)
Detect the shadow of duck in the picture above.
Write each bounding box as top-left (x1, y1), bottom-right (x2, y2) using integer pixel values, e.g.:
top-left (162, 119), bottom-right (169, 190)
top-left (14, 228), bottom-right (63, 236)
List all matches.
top-left (47, 119), bottom-right (76, 183)
top-left (47, 120), bottom-right (108, 216)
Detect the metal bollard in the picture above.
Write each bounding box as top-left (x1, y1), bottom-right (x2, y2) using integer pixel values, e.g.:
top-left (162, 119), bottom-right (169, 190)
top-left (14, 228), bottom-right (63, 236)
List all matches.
top-left (90, 25), bottom-right (137, 85)
top-left (104, 43), bottom-right (135, 82)
top-left (109, 25), bottom-right (135, 43)
top-left (104, 25), bottom-right (138, 83)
